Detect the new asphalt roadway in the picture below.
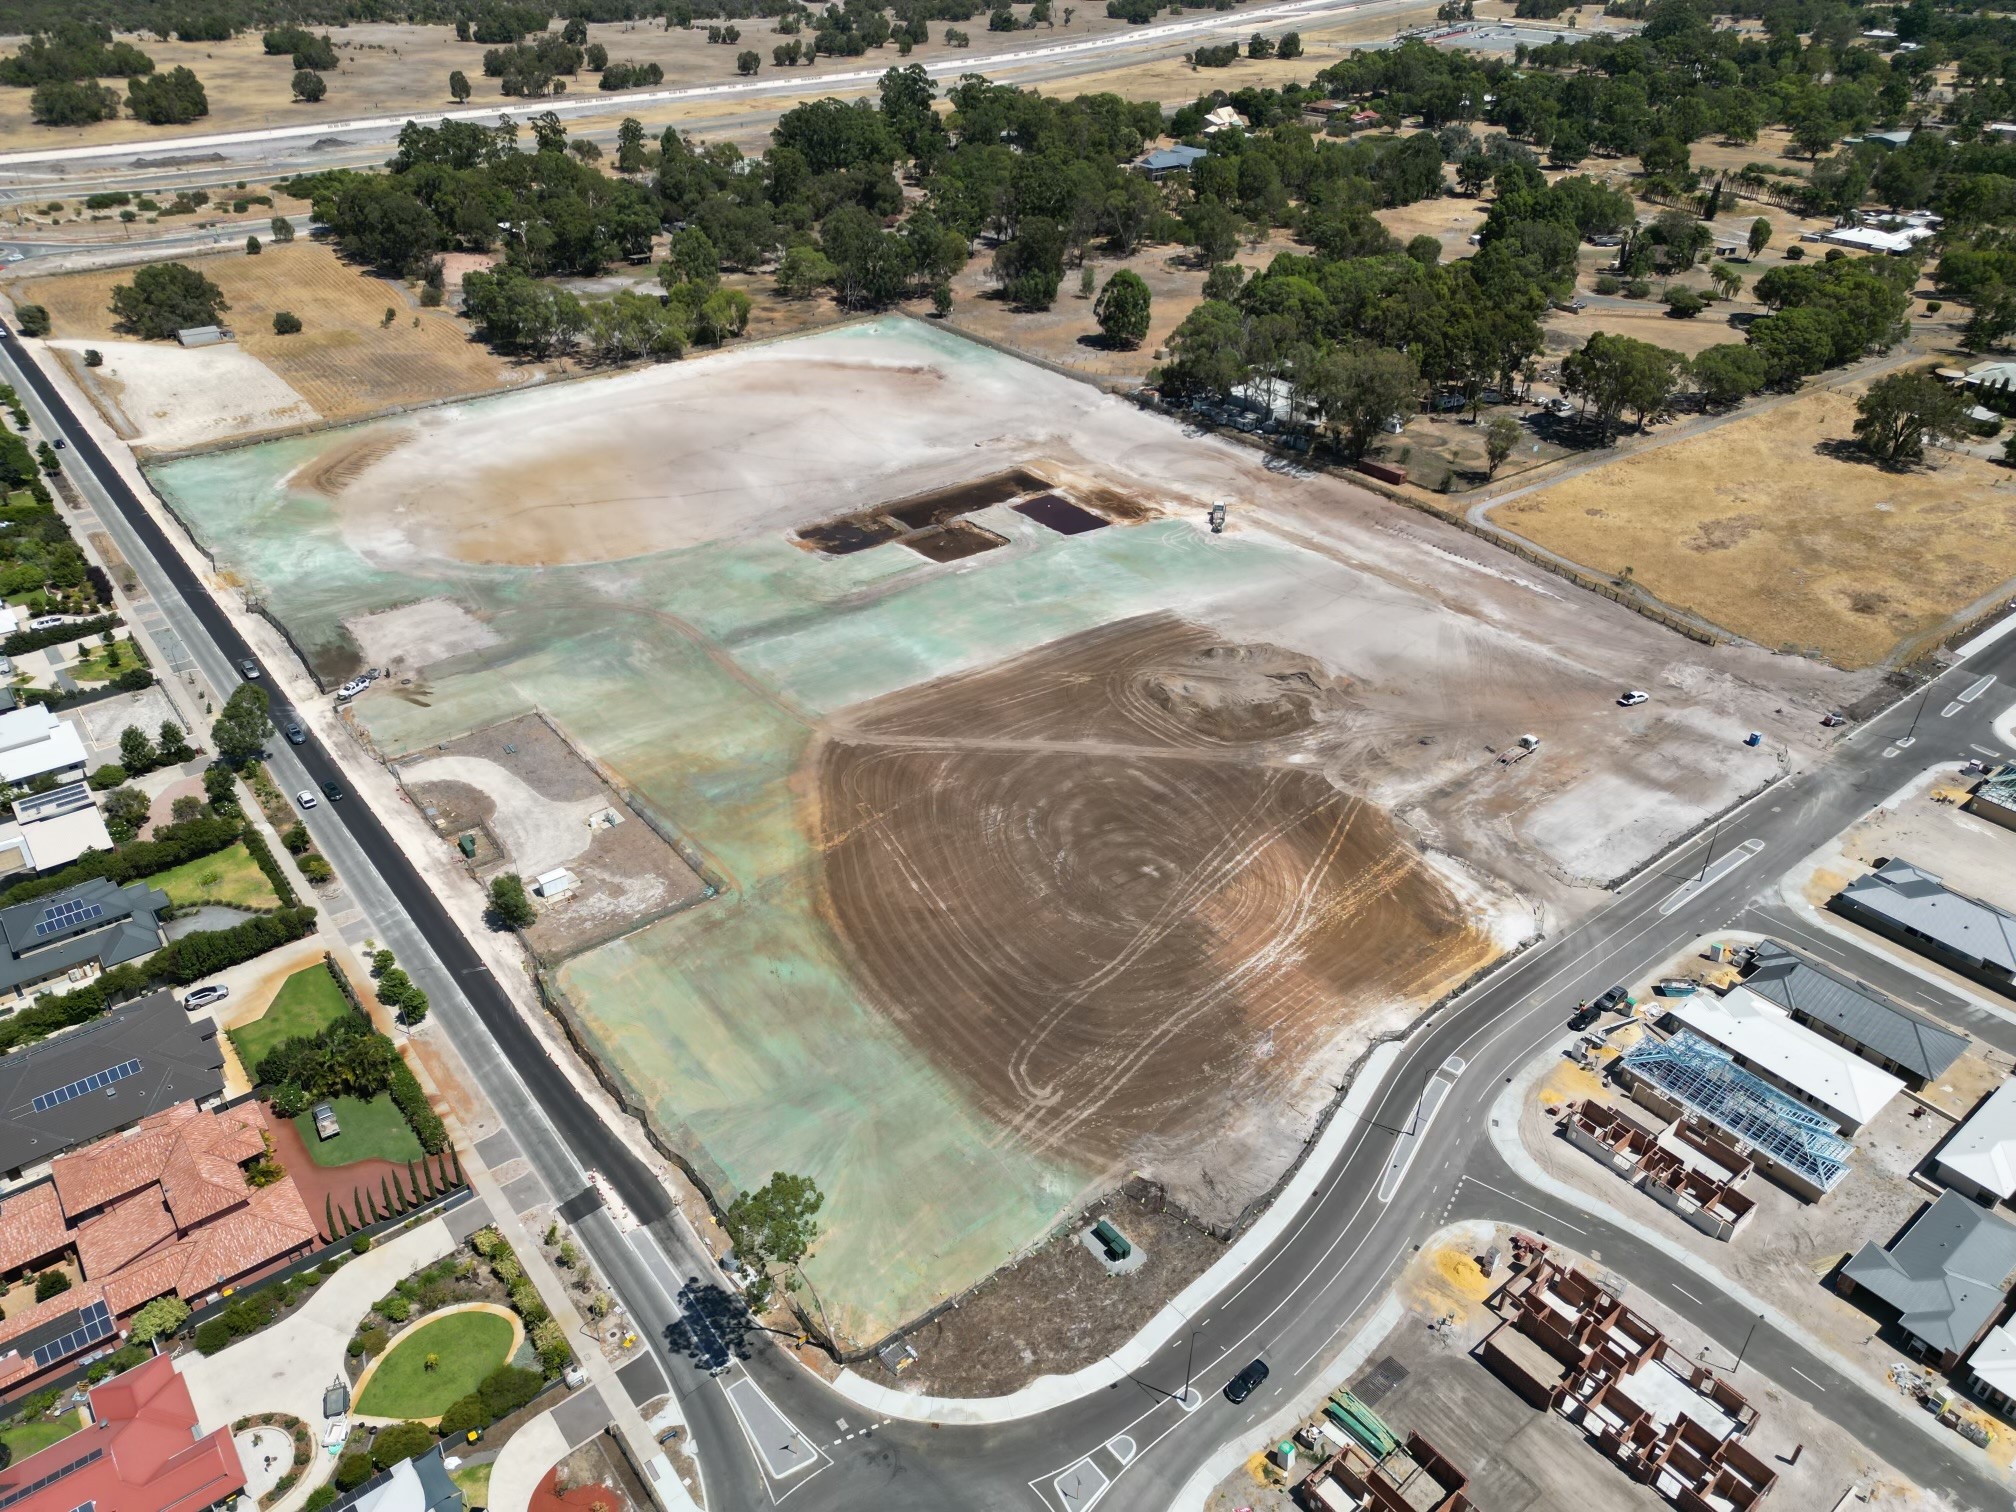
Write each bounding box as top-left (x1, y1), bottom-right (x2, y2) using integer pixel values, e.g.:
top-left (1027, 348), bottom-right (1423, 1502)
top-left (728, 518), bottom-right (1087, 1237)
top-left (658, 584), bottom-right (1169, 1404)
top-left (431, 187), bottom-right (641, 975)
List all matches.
top-left (6, 325), bottom-right (2015, 1510)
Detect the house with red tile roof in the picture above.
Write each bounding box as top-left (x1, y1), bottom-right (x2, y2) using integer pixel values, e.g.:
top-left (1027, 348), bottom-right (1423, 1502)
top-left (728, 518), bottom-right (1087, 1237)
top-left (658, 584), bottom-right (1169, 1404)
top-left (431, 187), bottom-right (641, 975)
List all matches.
top-left (0, 1103), bottom-right (317, 1397)
top-left (0, 1353), bottom-right (244, 1512)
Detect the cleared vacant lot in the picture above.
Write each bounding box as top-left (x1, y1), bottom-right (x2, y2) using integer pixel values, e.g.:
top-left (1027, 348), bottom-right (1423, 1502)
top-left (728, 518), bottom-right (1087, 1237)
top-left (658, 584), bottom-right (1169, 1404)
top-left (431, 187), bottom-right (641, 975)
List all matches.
top-left (1491, 386), bottom-right (2016, 668)
top-left (15, 241), bottom-right (522, 428)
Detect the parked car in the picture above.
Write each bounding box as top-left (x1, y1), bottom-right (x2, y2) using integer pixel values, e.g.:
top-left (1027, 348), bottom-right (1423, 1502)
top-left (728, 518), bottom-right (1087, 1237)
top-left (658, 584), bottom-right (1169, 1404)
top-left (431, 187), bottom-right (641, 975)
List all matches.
top-left (1566, 1004), bottom-right (1602, 1031)
top-left (1591, 984), bottom-right (1630, 1015)
top-left (183, 984), bottom-right (229, 1010)
top-left (1618, 690), bottom-right (1649, 706)
top-left (26, 615), bottom-right (66, 630)
top-left (239, 657), bottom-right (260, 679)
top-left (311, 1102), bottom-right (341, 1140)
top-left (295, 789), bottom-right (317, 809)
top-left (1224, 1358), bottom-right (1271, 1404)
top-left (321, 779), bottom-right (345, 801)
top-left (283, 720), bottom-right (307, 745)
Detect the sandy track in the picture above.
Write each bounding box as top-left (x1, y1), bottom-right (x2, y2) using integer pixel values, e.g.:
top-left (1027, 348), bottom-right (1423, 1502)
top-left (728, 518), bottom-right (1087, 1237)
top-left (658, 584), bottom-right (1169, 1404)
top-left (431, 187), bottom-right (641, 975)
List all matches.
top-left (814, 614), bottom-right (1493, 1219)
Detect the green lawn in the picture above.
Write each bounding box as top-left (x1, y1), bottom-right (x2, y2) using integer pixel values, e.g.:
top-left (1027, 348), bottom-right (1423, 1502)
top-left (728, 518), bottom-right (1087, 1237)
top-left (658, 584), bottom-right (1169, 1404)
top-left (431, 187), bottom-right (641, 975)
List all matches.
top-left (292, 1092), bottom-right (423, 1167)
top-left (229, 962), bottom-right (357, 1073)
top-left (68, 637), bottom-right (143, 683)
top-left (356, 1311), bottom-right (514, 1419)
top-left (450, 1462), bottom-right (492, 1508)
top-left (0, 1411), bottom-right (83, 1461)
top-left (143, 841), bottom-right (280, 912)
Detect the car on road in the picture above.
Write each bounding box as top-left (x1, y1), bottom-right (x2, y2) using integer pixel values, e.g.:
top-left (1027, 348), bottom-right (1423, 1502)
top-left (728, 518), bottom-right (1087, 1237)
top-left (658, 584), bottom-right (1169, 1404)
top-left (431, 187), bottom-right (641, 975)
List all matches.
top-left (1566, 1003), bottom-right (1602, 1031)
top-left (283, 720), bottom-right (306, 745)
top-left (239, 658), bottom-right (260, 679)
top-left (296, 789), bottom-right (317, 809)
top-left (50, 438), bottom-right (63, 449)
top-left (1224, 1359), bottom-right (1270, 1404)
top-left (1618, 690), bottom-right (1649, 706)
top-left (321, 779), bottom-right (345, 801)
top-left (182, 984), bottom-right (229, 1010)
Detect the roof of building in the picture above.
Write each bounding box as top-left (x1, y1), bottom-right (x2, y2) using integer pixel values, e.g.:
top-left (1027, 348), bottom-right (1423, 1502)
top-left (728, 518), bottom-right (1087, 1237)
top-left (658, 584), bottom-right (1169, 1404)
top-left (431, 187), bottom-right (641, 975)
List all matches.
top-left (0, 802), bottom-right (115, 876)
top-left (0, 876), bottom-right (170, 998)
top-left (1744, 939), bottom-right (1969, 1083)
top-left (1139, 144), bottom-right (1207, 172)
top-left (1968, 1320), bottom-right (2016, 1400)
top-left (1837, 858), bottom-right (2016, 973)
top-left (0, 1178), bottom-right (67, 1272)
top-left (1964, 360), bottom-right (2016, 390)
top-left (0, 992), bottom-right (222, 1177)
top-left (1938, 1078), bottom-right (2016, 1201)
top-left (0, 705), bottom-right (87, 787)
top-left (0, 1353), bottom-right (245, 1512)
top-left (56, 1101), bottom-right (265, 1219)
top-left (1842, 1191), bottom-right (2016, 1358)
top-left (337, 1445), bottom-right (463, 1512)
top-left (1818, 224), bottom-right (1934, 253)
top-left (1665, 985), bottom-right (1905, 1128)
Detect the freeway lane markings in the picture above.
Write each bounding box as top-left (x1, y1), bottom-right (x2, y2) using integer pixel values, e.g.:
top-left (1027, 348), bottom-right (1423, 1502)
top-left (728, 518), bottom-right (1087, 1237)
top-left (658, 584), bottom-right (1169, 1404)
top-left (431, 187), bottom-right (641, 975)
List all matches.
top-left (723, 1375), bottom-right (821, 1481)
top-left (1657, 839), bottom-right (1765, 917)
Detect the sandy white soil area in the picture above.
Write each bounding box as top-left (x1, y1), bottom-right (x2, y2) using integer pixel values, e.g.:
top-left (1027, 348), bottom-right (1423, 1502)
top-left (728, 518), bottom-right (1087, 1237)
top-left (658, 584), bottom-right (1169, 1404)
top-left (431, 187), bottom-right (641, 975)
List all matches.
top-left (52, 338), bottom-right (318, 451)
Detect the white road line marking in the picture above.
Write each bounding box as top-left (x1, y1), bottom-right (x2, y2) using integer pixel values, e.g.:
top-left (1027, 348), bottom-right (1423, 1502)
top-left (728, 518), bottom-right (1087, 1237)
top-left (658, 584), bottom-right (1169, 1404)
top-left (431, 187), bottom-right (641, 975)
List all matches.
top-left (1941, 702), bottom-right (1965, 718)
top-left (1793, 1367), bottom-right (1827, 1391)
top-left (1973, 746), bottom-right (2005, 759)
top-left (1672, 1284), bottom-right (1701, 1304)
top-left (1960, 674), bottom-right (1997, 703)
top-left (1658, 839), bottom-right (1764, 917)
top-left (1459, 1175), bottom-right (1587, 1233)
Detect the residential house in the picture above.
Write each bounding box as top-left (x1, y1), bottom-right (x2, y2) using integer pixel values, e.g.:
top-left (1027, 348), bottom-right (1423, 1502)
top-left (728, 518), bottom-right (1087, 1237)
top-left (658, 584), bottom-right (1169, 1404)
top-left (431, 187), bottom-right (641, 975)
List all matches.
top-left (0, 877), bottom-right (171, 1006)
top-left (1136, 144), bottom-right (1207, 178)
top-left (329, 1444), bottom-right (465, 1512)
top-left (0, 990), bottom-right (220, 1180)
top-left (1839, 1191), bottom-right (2016, 1370)
top-left (0, 705), bottom-right (87, 790)
top-left (0, 1101), bottom-right (318, 1395)
top-left (1832, 859), bottom-right (2016, 998)
top-left (1936, 1079), bottom-right (2016, 1205)
top-left (1655, 985), bottom-right (1904, 1133)
top-left (0, 781), bottom-right (115, 878)
top-left (0, 1353), bottom-right (244, 1512)
top-left (1739, 940), bottom-right (1968, 1090)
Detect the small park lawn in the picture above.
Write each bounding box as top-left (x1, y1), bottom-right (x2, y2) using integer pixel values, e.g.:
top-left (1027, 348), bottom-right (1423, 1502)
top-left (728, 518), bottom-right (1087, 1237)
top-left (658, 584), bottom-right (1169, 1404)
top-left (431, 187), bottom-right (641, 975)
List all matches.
top-left (68, 636), bottom-right (144, 683)
top-left (229, 961), bottom-right (356, 1072)
top-left (0, 1411), bottom-right (83, 1461)
top-left (292, 1092), bottom-right (423, 1167)
top-left (356, 1310), bottom-right (514, 1419)
top-left (143, 840), bottom-right (279, 912)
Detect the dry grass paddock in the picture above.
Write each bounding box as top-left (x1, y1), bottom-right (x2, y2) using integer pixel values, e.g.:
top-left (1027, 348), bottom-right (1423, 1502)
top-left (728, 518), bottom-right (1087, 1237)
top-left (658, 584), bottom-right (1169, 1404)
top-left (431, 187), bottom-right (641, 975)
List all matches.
top-left (1492, 385), bottom-right (2016, 669)
top-left (14, 240), bottom-right (521, 423)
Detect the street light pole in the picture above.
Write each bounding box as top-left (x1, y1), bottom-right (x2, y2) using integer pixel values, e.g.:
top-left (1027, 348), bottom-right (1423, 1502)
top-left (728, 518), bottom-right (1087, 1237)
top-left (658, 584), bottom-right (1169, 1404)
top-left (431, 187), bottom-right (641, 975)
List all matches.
top-left (1735, 1312), bottom-right (1764, 1373)
top-left (1900, 679), bottom-right (1937, 747)
top-left (1696, 821), bottom-right (1721, 883)
top-left (1181, 1328), bottom-right (1201, 1406)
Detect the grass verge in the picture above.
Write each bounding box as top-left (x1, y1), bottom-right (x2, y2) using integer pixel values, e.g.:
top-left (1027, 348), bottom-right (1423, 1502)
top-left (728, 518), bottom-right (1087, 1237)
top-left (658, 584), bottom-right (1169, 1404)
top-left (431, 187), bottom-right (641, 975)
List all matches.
top-left (356, 1311), bottom-right (514, 1419)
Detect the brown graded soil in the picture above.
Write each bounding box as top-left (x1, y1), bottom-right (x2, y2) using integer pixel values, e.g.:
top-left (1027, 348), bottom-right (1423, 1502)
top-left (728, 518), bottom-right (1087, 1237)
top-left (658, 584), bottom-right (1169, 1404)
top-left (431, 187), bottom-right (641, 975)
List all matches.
top-left (891, 1180), bottom-right (1228, 1397)
top-left (813, 614), bottom-right (1495, 1180)
top-left (13, 241), bottom-right (522, 423)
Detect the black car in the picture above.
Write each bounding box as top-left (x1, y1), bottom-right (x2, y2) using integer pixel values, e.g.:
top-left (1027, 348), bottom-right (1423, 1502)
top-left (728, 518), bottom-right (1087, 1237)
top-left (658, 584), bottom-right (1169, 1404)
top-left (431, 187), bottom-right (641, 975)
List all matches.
top-left (283, 721), bottom-right (307, 745)
top-left (1567, 1005), bottom-right (1602, 1032)
top-left (1592, 984), bottom-right (1630, 1015)
top-left (51, 438), bottom-right (64, 449)
top-left (1224, 1358), bottom-right (1270, 1404)
top-left (321, 779), bottom-right (345, 801)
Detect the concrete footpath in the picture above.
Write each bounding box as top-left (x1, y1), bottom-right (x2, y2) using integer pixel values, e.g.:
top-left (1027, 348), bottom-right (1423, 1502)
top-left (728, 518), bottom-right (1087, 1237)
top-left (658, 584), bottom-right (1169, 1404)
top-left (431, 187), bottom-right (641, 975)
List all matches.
top-left (829, 1039), bottom-right (1406, 1425)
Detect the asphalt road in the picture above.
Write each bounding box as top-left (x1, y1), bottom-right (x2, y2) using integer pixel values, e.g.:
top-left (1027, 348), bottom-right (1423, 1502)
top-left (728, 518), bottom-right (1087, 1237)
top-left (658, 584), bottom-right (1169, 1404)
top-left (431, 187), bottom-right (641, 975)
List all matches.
top-left (8, 322), bottom-right (2016, 1510)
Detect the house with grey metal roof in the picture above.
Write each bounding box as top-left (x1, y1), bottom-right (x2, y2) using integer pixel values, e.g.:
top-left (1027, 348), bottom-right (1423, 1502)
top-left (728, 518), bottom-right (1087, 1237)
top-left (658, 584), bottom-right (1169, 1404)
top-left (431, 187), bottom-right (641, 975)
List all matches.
top-left (1832, 859), bottom-right (2016, 999)
top-left (0, 990), bottom-right (222, 1180)
top-left (1839, 1190), bottom-right (2016, 1370)
top-left (1742, 939), bottom-right (1969, 1089)
top-left (1136, 144), bottom-right (1207, 178)
top-left (0, 876), bottom-right (169, 1003)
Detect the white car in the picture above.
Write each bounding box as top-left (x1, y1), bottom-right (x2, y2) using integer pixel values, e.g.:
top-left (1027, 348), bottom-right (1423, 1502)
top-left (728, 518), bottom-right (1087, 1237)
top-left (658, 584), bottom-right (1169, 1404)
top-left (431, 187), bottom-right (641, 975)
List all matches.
top-left (296, 789), bottom-right (318, 809)
top-left (1618, 690), bottom-right (1650, 707)
top-left (182, 984), bottom-right (229, 1010)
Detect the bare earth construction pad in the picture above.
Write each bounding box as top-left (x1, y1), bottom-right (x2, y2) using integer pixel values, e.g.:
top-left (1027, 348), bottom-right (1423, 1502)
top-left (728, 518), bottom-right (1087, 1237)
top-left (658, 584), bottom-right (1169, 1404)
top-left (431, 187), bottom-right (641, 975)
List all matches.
top-left (817, 615), bottom-right (1492, 1199)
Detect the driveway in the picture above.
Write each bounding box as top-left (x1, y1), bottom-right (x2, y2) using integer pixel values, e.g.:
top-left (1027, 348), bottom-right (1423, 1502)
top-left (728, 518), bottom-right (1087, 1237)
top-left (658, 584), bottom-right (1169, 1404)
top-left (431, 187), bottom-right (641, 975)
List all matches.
top-left (180, 1216), bottom-right (455, 1433)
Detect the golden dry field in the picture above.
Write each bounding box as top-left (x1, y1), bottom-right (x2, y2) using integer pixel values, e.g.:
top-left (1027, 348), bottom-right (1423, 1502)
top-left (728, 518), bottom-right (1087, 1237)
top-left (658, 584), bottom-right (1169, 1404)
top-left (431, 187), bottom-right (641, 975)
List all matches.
top-left (1492, 386), bottom-right (2016, 669)
top-left (13, 240), bottom-right (521, 421)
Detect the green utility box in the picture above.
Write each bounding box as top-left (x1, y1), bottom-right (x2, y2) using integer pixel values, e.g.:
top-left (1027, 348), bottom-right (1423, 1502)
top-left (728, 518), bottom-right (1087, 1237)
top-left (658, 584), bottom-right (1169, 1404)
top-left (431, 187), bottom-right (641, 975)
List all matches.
top-left (1092, 1219), bottom-right (1132, 1260)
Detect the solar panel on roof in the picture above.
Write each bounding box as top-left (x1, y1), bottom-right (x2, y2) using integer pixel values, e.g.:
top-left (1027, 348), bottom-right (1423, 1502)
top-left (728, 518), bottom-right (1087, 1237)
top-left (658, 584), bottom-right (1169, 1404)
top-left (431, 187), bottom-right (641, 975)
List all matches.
top-left (29, 1300), bottom-right (112, 1368)
top-left (31, 1058), bottom-right (141, 1112)
top-left (32, 898), bottom-right (104, 938)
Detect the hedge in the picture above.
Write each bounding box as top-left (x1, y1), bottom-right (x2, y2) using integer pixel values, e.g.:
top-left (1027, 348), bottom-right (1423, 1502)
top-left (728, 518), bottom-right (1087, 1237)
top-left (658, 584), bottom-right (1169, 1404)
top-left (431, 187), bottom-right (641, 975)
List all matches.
top-left (0, 813), bottom-right (241, 906)
top-left (0, 906), bottom-right (318, 1052)
top-left (238, 822), bottom-right (299, 908)
top-left (1, 613), bottom-right (118, 657)
top-left (388, 1060), bottom-right (445, 1154)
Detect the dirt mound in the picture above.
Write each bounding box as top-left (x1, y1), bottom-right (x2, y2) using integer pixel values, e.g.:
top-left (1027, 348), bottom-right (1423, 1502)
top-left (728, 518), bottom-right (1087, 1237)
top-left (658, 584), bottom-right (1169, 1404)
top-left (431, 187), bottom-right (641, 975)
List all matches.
top-left (813, 615), bottom-right (1492, 1194)
top-left (292, 429), bottom-right (411, 497)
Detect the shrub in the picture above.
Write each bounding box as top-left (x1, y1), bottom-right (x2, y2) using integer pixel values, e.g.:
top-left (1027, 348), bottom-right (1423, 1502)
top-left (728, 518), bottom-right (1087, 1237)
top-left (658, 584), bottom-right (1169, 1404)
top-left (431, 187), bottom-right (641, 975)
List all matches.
top-left (129, 1294), bottom-right (190, 1343)
top-left (507, 1279), bottom-right (548, 1326)
top-left (14, 306), bottom-right (49, 338)
top-left (299, 854), bottom-right (334, 883)
top-left (478, 1365), bottom-right (545, 1420)
top-left (83, 349), bottom-right (102, 367)
top-left (283, 822), bottom-right (311, 854)
top-left (1593, 274), bottom-right (1621, 295)
top-left (369, 1421), bottom-right (436, 1470)
top-left (437, 1394), bottom-right (487, 1439)
top-left (351, 1232), bottom-right (373, 1255)
top-left (334, 1451), bottom-right (374, 1490)
top-left (195, 1318), bottom-right (234, 1355)
top-left (374, 1294), bottom-right (411, 1324)
top-left (33, 1270), bottom-right (70, 1302)
top-left (87, 764), bottom-right (126, 790)
top-left (273, 311), bottom-right (303, 335)
top-left (532, 1318), bottom-right (573, 1375)
top-left (305, 1487), bottom-right (338, 1512)
top-left (269, 1082), bottom-right (308, 1118)
top-left (354, 1325), bottom-right (388, 1357)
top-left (487, 873), bottom-right (535, 928)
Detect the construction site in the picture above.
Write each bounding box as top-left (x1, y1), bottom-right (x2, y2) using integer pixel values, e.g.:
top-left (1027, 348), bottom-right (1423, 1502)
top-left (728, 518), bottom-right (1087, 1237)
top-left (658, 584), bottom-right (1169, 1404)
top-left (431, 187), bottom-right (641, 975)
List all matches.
top-left (145, 317), bottom-right (1869, 1348)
